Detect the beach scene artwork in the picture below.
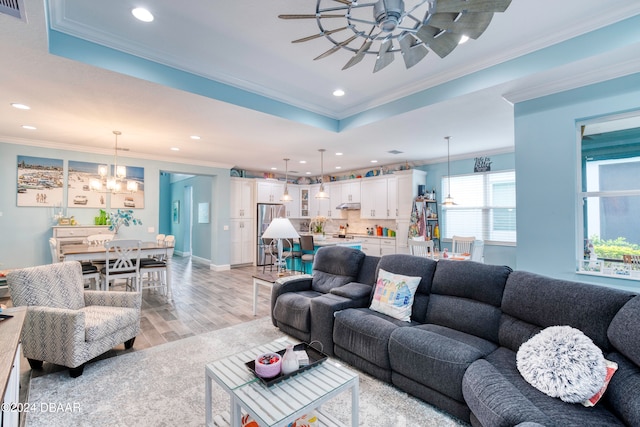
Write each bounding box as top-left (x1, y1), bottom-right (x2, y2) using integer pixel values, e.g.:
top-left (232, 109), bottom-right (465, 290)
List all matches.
top-left (17, 156), bottom-right (64, 207)
top-left (67, 160), bottom-right (108, 209)
top-left (110, 165), bottom-right (145, 209)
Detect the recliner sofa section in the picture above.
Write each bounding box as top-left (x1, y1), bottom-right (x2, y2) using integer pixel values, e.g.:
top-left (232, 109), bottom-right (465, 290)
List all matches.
top-left (271, 251), bottom-right (640, 426)
top-left (270, 246), bottom-right (379, 356)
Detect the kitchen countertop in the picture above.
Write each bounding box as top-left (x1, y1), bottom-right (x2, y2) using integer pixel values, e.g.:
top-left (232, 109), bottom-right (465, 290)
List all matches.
top-left (313, 237), bottom-right (364, 247)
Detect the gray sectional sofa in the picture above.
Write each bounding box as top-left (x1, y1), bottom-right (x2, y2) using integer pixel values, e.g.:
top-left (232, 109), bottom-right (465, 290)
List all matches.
top-left (271, 246), bottom-right (640, 426)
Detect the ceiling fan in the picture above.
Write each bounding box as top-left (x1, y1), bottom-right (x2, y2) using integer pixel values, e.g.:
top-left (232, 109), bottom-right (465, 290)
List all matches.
top-left (279, 0), bottom-right (512, 73)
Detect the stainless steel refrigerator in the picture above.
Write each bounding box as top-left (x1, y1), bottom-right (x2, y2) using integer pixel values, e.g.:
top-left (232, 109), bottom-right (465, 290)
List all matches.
top-left (256, 203), bottom-right (286, 266)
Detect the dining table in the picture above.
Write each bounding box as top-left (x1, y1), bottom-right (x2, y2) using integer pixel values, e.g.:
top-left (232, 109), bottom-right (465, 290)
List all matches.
top-left (61, 241), bottom-right (173, 293)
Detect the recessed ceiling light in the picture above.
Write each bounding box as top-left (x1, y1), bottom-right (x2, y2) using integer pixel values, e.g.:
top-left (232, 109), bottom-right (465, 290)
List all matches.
top-left (132, 7), bottom-right (154, 22)
top-left (190, 135), bottom-right (201, 140)
top-left (271, 167), bottom-right (277, 170)
top-left (370, 160), bottom-right (378, 163)
top-left (22, 125), bottom-right (36, 130)
top-left (336, 152), bottom-right (343, 156)
top-left (299, 160), bottom-right (307, 164)
top-left (11, 103), bottom-right (30, 110)
top-left (459, 35), bottom-right (469, 44)
top-left (170, 147), bottom-right (180, 151)
top-left (306, 171), bottom-right (311, 175)
top-left (335, 166), bottom-right (342, 169)
top-left (333, 89), bottom-right (345, 97)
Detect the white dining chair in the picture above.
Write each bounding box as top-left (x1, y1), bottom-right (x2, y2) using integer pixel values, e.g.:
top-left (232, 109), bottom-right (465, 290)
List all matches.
top-left (101, 240), bottom-right (141, 291)
top-left (452, 236), bottom-right (475, 255)
top-left (409, 239), bottom-right (435, 258)
top-left (49, 237), bottom-right (100, 289)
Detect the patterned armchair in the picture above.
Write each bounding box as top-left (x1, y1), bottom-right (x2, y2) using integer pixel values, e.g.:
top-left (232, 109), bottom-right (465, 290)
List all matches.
top-left (7, 261), bottom-right (141, 377)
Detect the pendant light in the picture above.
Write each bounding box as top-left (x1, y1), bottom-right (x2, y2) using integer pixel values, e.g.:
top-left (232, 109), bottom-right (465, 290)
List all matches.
top-left (281, 158), bottom-right (293, 202)
top-left (315, 149), bottom-right (329, 199)
top-left (90, 131), bottom-right (138, 194)
top-left (443, 136), bottom-right (456, 206)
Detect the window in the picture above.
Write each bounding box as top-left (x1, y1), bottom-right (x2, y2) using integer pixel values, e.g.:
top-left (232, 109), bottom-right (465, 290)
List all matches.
top-left (580, 125), bottom-right (640, 261)
top-left (441, 170), bottom-right (516, 243)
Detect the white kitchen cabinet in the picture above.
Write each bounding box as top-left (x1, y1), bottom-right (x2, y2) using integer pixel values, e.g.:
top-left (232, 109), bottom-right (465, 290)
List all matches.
top-left (230, 177), bottom-right (254, 219)
top-left (230, 218), bottom-right (253, 265)
top-left (340, 180), bottom-right (361, 203)
top-left (309, 183), bottom-right (332, 218)
top-left (359, 236), bottom-right (396, 256)
top-left (386, 176), bottom-right (397, 219)
top-left (256, 180), bottom-right (284, 203)
top-left (328, 182), bottom-right (344, 219)
top-left (360, 177), bottom-right (395, 219)
top-left (299, 187), bottom-right (310, 218)
top-left (395, 169), bottom-right (427, 219)
top-left (283, 185), bottom-right (300, 218)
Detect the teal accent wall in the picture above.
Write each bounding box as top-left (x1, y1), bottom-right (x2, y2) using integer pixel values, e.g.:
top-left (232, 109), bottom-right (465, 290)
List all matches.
top-left (514, 72), bottom-right (640, 292)
top-left (0, 141), bottom-right (230, 269)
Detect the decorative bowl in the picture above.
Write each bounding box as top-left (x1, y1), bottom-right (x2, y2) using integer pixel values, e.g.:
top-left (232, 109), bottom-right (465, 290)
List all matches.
top-left (254, 352), bottom-right (282, 378)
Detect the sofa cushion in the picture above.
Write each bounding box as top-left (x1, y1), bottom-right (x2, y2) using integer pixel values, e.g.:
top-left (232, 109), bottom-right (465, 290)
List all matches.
top-left (463, 347), bottom-right (625, 427)
top-left (604, 352), bottom-right (640, 427)
top-left (374, 254), bottom-right (437, 324)
top-left (81, 305), bottom-right (139, 342)
top-left (390, 324), bottom-right (497, 402)
top-left (369, 268), bottom-right (421, 322)
top-left (516, 326), bottom-right (607, 403)
top-left (608, 295), bottom-right (640, 366)
top-left (311, 246), bottom-right (365, 293)
top-left (330, 282), bottom-right (372, 300)
top-left (273, 290), bottom-right (323, 333)
top-left (333, 308), bottom-right (412, 370)
top-left (424, 261), bottom-right (510, 343)
top-left (500, 271), bottom-right (634, 352)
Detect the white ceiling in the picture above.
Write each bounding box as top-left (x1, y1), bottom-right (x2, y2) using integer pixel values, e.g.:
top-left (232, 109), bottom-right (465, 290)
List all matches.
top-left (1, 0), bottom-right (640, 176)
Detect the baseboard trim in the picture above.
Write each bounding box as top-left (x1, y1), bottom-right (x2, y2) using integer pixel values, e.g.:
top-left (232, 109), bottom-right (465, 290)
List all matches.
top-left (210, 264), bottom-right (231, 272)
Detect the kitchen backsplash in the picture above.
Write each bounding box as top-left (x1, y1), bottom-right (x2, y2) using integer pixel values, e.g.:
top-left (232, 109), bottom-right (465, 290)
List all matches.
top-left (290, 210), bottom-right (397, 236)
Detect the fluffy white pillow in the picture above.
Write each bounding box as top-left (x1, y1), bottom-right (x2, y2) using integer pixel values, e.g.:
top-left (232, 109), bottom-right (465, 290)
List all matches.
top-left (516, 325), bottom-right (607, 403)
top-left (369, 268), bottom-right (421, 322)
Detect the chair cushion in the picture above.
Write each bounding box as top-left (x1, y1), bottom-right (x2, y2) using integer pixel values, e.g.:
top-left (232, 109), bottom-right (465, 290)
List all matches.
top-left (81, 305), bottom-right (140, 342)
top-left (81, 264), bottom-right (99, 274)
top-left (7, 261), bottom-right (86, 310)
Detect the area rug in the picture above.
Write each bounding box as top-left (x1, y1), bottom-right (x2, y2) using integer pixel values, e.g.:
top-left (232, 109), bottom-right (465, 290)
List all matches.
top-left (26, 317), bottom-right (467, 427)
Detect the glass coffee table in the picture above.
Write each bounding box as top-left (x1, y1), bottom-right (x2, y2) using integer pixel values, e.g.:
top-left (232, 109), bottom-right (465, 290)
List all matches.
top-left (205, 337), bottom-right (359, 426)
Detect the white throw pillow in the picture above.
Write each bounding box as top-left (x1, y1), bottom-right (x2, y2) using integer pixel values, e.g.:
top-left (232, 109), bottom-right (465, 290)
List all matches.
top-left (516, 325), bottom-right (607, 403)
top-left (369, 268), bottom-right (421, 322)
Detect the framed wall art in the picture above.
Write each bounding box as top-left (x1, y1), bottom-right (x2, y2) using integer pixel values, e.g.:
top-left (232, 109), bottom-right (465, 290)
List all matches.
top-left (17, 155), bottom-right (64, 207)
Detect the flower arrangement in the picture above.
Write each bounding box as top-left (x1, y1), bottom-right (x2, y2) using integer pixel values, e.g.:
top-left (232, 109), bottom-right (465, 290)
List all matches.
top-left (108, 209), bottom-right (142, 234)
top-left (309, 216), bottom-right (328, 234)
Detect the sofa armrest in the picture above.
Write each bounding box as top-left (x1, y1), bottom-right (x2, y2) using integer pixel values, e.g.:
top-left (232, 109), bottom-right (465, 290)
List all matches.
top-left (270, 275), bottom-right (313, 326)
top-left (330, 282), bottom-right (372, 301)
top-left (84, 290), bottom-right (142, 311)
top-left (24, 306), bottom-right (85, 346)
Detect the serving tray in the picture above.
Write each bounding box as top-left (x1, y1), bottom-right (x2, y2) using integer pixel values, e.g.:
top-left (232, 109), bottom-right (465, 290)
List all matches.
top-left (246, 343), bottom-right (328, 387)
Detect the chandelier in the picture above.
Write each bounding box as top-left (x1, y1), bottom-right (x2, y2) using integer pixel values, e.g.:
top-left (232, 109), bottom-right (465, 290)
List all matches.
top-left (279, 0), bottom-right (512, 72)
top-left (90, 131), bottom-right (138, 194)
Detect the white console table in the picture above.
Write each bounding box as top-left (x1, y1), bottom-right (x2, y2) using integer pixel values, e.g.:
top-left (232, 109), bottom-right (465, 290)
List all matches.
top-left (51, 225), bottom-right (111, 261)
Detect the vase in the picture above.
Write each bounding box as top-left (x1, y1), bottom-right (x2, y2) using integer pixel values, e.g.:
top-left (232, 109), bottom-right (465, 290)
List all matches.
top-left (281, 345), bottom-right (299, 375)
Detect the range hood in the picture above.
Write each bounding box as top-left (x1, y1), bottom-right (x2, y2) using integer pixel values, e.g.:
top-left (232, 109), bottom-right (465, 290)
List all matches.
top-left (336, 202), bottom-right (361, 210)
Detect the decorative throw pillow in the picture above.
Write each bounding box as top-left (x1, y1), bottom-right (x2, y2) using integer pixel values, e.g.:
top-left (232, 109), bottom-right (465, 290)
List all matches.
top-left (516, 326), bottom-right (607, 403)
top-left (582, 359), bottom-right (618, 407)
top-left (369, 268), bottom-right (421, 322)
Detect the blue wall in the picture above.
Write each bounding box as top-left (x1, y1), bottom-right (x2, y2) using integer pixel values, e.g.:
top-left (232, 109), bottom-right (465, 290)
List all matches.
top-left (0, 141), bottom-right (230, 269)
top-left (514, 72), bottom-right (640, 293)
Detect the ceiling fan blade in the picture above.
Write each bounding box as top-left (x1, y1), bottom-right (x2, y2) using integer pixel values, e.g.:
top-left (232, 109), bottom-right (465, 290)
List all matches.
top-left (434, 0), bottom-right (511, 13)
top-left (398, 33), bottom-right (428, 69)
top-left (342, 39), bottom-right (373, 70)
top-left (278, 14), bottom-right (345, 19)
top-left (332, 0), bottom-right (354, 4)
top-left (415, 25), bottom-right (460, 58)
top-left (313, 35), bottom-right (358, 60)
top-left (292, 26), bottom-right (349, 43)
top-left (373, 39), bottom-right (395, 73)
top-left (428, 12), bottom-right (493, 39)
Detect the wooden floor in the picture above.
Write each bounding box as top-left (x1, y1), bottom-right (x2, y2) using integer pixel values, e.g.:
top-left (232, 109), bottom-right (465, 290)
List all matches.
top-left (20, 255), bottom-right (278, 379)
